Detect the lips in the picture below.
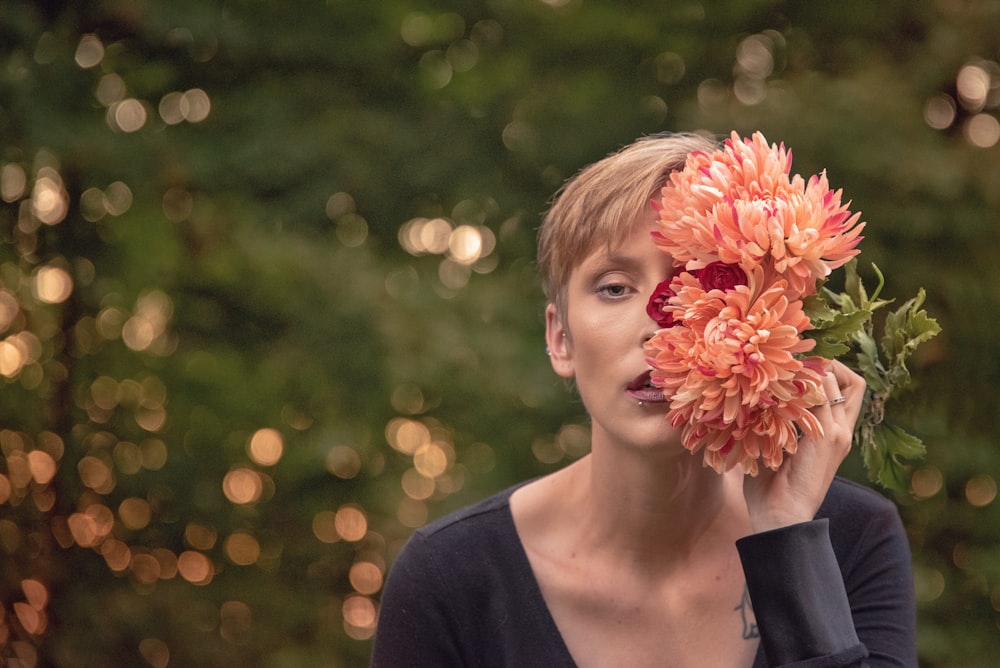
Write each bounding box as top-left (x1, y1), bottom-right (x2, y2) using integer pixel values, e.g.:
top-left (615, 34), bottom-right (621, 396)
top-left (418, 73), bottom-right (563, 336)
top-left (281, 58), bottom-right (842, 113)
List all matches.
top-left (626, 370), bottom-right (666, 403)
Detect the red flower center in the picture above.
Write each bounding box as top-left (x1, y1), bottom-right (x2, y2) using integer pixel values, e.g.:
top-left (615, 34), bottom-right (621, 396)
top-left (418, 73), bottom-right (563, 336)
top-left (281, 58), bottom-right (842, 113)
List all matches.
top-left (696, 261), bottom-right (747, 292)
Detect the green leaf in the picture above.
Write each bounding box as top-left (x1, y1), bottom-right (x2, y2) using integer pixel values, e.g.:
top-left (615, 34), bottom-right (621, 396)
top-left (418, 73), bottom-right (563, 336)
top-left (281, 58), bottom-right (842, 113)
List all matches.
top-left (859, 422), bottom-right (927, 492)
top-left (808, 308), bottom-right (873, 344)
top-left (862, 428), bottom-right (887, 479)
top-left (803, 291), bottom-right (838, 322)
top-left (844, 258), bottom-right (867, 305)
top-left (882, 288), bottom-right (941, 363)
top-left (843, 260), bottom-right (891, 312)
top-left (809, 337), bottom-right (852, 359)
top-left (804, 285), bottom-right (873, 360)
top-left (855, 333), bottom-right (890, 393)
top-left (879, 288), bottom-right (942, 399)
top-left (884, 423), bottom-right (928, 459)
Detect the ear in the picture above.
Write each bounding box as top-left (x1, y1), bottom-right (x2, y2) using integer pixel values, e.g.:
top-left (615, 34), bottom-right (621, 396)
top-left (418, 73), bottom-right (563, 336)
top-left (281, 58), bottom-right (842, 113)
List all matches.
top-left (545, 303), bottom-right (574, 379)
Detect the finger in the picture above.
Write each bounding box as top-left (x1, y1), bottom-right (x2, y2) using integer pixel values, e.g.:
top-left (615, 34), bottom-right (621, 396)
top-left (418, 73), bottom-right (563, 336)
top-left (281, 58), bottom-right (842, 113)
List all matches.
top-left (809, 366), bottom-right (842, 418)
top-left (827, 360), bottom-right (866, 413)
top-left (822, 369), bottom-right (842, 405)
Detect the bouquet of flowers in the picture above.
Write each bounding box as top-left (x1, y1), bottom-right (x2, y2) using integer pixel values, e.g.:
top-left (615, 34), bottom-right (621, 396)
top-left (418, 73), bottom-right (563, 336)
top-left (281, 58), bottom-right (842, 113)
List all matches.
top-left (644, 132), bottom-right (940, 490)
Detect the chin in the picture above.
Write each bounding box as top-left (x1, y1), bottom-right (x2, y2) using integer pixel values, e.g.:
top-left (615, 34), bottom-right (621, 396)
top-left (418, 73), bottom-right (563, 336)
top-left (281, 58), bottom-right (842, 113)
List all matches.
top-left (633, 426), bottom-right (686, 454)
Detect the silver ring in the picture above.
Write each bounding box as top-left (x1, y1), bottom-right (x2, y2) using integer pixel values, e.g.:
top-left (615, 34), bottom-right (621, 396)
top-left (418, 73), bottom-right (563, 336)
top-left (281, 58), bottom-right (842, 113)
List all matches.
top-left (827, 396), bottom-right (846, 405)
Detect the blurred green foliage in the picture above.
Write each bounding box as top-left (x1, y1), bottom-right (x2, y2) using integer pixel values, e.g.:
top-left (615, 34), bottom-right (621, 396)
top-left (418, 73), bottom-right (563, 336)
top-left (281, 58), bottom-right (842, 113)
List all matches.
top-left (1, 0), bottom-right (999, 666)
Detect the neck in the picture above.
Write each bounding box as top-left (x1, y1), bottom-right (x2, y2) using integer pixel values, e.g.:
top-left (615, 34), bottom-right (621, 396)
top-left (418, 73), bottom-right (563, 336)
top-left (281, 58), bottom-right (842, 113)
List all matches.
top-left (565, 442), bottom-right (749, 569)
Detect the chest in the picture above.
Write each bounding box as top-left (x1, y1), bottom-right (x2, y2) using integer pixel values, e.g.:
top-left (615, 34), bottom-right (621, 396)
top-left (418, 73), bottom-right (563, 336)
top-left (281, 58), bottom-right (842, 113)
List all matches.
top-left (530, 553), bottom-right (761, 668)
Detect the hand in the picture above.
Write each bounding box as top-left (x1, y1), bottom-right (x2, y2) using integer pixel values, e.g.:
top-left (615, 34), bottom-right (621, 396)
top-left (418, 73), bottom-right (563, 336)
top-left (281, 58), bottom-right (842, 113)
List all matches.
top-left (742, 359), bottom-right (867, 533)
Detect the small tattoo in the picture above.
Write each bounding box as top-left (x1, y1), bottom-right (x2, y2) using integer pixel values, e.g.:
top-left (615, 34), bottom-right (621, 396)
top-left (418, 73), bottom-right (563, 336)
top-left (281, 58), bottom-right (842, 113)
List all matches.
top-left (734, 585), bottom-right (759, 639)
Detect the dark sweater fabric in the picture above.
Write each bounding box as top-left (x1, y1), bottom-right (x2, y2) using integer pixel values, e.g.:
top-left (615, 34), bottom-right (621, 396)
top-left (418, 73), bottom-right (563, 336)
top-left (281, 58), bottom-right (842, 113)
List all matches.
top-left (372, 477), bottom-right (916, 667)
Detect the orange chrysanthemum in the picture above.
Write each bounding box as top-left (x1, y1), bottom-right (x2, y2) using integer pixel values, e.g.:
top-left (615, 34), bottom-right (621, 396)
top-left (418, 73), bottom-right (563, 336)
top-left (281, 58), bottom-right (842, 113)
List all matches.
top-left (653, 131), bottom-right (865, 298)
top-left (645, 131), bottom-right (865, 474)
top-left (646, 268), bottom-right (827, 473)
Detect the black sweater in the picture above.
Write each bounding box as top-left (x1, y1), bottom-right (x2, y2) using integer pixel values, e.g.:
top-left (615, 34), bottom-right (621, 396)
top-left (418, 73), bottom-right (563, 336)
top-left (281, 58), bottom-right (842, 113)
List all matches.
top-left (372, 477), bottom-right (916, 667)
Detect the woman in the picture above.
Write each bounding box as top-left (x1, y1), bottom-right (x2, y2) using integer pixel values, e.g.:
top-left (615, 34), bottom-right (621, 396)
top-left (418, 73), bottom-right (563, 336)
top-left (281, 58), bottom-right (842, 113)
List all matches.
top-left (371, 133), bottom-right (916, 667)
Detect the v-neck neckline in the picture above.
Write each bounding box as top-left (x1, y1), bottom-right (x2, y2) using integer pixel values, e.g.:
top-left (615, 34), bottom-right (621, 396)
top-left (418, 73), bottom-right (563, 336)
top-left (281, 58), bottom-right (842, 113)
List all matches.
top-left (497, 485), bottom-right (767, 667)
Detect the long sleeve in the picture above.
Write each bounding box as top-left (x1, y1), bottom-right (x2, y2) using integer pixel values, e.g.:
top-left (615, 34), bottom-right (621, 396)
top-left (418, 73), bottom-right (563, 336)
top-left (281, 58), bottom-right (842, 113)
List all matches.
top-left (737, 484), bottom-right (916, 667)
top-left (738, 519), bottom-right (868, 666)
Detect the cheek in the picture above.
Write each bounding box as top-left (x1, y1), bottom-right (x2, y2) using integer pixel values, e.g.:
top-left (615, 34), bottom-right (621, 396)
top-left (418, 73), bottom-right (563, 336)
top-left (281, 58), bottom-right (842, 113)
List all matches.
top-left (569, 313), bottom-right (632, 360)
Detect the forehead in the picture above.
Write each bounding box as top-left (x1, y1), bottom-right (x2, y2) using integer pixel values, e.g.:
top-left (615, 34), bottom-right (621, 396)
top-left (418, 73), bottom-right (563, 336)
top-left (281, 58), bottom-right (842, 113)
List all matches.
top-left (572, 215), bottom-right (671, 279)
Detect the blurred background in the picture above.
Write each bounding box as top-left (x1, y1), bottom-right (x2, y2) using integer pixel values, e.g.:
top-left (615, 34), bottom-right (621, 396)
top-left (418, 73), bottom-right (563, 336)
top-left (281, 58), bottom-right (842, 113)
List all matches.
top-left (1, 0), bottom-right (998, 666)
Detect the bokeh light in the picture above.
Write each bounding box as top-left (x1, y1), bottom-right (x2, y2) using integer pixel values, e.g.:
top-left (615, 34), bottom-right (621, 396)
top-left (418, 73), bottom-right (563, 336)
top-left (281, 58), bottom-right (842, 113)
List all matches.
top-left (964, 113), bottom-right (1000, 148)
top-left (14, 600), bottom-right (47, 635)
top-left (334, 505), bottom-right (367, 542)
top-left (33, 265), bottom-right (73, 304)
top-left (219, 600), bottom-right (252, 644)
top-left (158, 89), bottom-right (211, 124)
top-left (397, 215), bottom-right (497, 287)
top-left (153, 548), bottom-right (179, 579)
top-left (1, 163), bottom-right (26, 202)
top-left (224, 532), bottom-right (261, 566)
top-left (337, 213), bottom-right (369, 247)
top-left (325, 445), bottom-right (362, 479)
top-left (74, 34), bottom-right (104, 68)
top-left (222, 468), bottom-right (263, 505)
top-left (26, 450), bottom-right (57, 485)
top-left (119, 497), bottom-right (152, 530)
top-left (0, 290), bottom-right (19, 332)
top-left (95, 73), bottom-right (126, 107)
top-left (104, 181), bottom-right (133, 215)
top-left (109, 99), bottom-right (149, 133)
top-left (910, 466), bottom-right (944, 499)
top-left (386, 417), bottom-right (430, 455)
top-left (914, 564), bottom-right (946, 603)
top-left (138, 638), bottom-right (170, 668)
top-left (141, 439), bottom-right (168, 470)
top-left (130, 552), bottom-right (162, 585)
top-left (396, 497), bottom-right (428, 528)
top-left (401, 467), bottom-right (434, 500)
top-left (78, 456), bottom-right (114, 492)
top-left (924, 94), bottom-right (957, 130)
top-left (312, 510), bottom-right (339, 544)
top-left (67, 504), bottom-right (114, 548)
top-left (248, 428), bottom-right (284, 466)
top-left (30, 169), bottom-right (68, 225)
top-left (733, 32), bottom-right (779, 106)
top-left (122, 290), bottom-right (174, 354)
top-left (956, 63), bottom-right (992, 112)
top-left (965, 474), bottom-right (997, 507)
top-left (391, 383), bottom-right (426, 415)
top-left (413, 441), bottom-right (450, 478)
top-left (177, 550), bottom-right (214, 586)
top-left (342, 595), bottom-right (377, 640)
top-left (102, 538), bottom-right (132, 571)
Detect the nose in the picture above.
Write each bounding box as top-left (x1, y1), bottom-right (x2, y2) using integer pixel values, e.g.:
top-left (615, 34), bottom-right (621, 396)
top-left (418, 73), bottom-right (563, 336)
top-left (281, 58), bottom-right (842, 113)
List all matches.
top-left (641, 305), bottom-right (660, 345)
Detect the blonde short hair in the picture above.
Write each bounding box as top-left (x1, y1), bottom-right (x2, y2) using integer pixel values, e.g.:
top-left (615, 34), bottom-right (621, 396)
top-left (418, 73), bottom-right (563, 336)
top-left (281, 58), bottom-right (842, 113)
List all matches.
top-left (537, 132), bottom-right (718, 316)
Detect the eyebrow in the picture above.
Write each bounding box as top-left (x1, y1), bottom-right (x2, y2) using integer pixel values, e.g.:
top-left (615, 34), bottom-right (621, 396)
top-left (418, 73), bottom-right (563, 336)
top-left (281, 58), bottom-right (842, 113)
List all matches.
top-left (577, 252), bottom-right (644, 284)
top-left (583, 252), bottom-right (642, 273)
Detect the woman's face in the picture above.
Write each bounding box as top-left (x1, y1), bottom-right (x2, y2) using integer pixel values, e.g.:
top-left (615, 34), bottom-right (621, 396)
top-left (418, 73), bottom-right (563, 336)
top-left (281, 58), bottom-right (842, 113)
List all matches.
top-left (546, 213), bottom-right (685, 453)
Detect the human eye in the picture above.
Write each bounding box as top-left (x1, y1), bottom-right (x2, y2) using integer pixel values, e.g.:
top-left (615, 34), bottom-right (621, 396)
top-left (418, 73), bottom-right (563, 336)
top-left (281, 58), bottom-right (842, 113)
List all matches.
top-left (595, 281), bottom-right (634, 300)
